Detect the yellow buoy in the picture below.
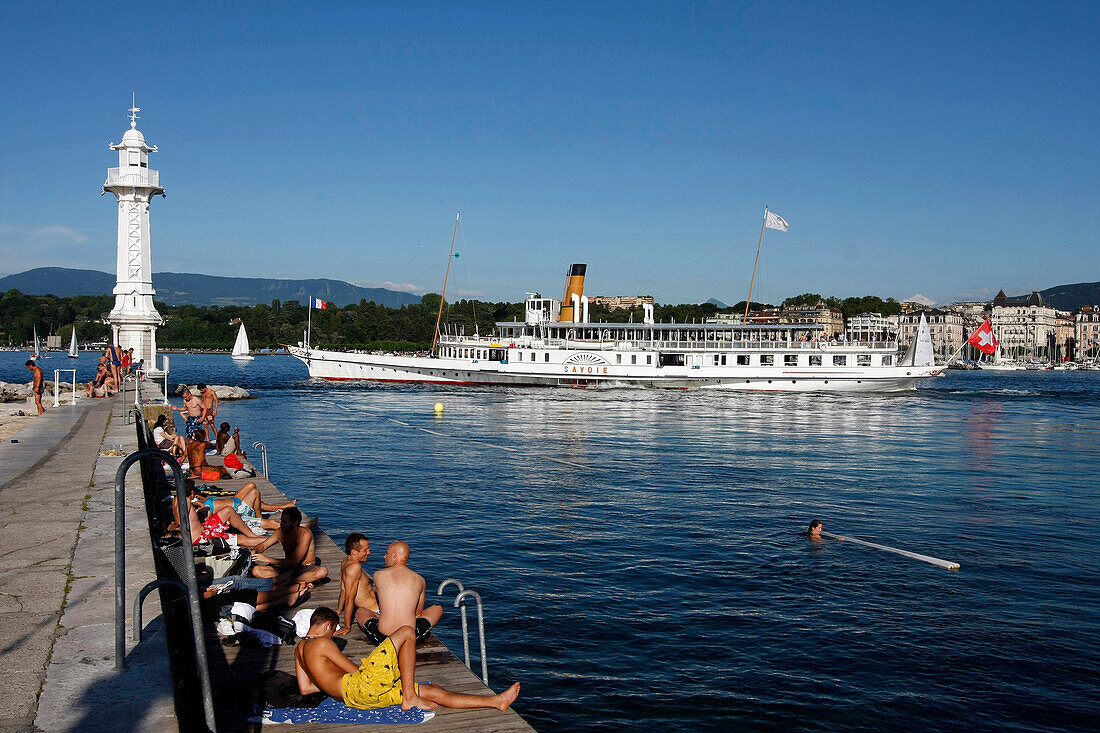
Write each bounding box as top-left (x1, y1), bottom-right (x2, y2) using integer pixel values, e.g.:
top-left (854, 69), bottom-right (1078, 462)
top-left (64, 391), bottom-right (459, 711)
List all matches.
top-left (434, 402), bottom-right (444, 414)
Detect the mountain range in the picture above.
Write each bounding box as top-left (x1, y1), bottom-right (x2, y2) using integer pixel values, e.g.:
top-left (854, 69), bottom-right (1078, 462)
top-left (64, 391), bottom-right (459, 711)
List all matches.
top-left (0, 267), bottom-right (422, 308)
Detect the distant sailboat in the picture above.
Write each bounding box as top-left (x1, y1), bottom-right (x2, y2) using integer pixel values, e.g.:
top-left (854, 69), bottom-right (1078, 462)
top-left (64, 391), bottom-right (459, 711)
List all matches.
top-left (68, 328), bottom-right (79, 358)
top-left (900, 313), bottom-right (936, 367)
top-left (231, 323), bottom-right (254, 362)
top-left (31, 326), bottom-right (51, 360)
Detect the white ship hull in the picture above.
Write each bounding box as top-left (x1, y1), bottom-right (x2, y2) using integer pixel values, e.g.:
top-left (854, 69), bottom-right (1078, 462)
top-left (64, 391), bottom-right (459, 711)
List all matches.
top-left (289, 346), bottom-right (941, 392)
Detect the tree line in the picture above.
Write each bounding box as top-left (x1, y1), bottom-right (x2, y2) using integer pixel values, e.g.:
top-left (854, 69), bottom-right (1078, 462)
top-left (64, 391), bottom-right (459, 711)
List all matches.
top-left (1, 288), bottom-right (902, 350)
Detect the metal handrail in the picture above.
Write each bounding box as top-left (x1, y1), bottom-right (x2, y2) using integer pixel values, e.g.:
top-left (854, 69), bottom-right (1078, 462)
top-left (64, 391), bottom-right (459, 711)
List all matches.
top-left (437, 579), bottom-right (470, 671)
top-left (53, 369), bottom-right (77, 407)
top-left (454, 590), bottom-right (489, 685)
top-left (133, 578), bottom-right (187, 641)
top-left (114, 444), bottom-right (217, 732)
top-left (252, 441), bottom-right (268, 477)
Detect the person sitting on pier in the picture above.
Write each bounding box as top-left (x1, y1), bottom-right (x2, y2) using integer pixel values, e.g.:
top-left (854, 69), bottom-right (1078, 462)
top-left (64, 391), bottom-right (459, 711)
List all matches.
top-left (250, 507), bottom-right (329, 587)
top-left (193, 481), bottom-right (294, 534)
top-left (171, 482), bottom-right (268, 548)
top-left (335, 533), bottom-right (379, 637)
top-left (216, 421), bottom-right (246, 456)
top-left (360, 541), bottom-right (443, 646)
top-left (185, 428), bottom-right (230, 480)
top-left (152, 414), bottom-right (187, 458)
top-left (295, 606), bottom-right (520, 713)
top-left (172, 388), bottom-right (208, 440)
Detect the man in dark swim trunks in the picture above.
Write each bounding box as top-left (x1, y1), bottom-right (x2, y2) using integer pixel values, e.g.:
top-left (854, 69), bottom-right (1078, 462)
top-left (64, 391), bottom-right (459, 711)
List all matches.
top-left (105, 343), bottom-right (122, 389)
top-left (362, 541), bottom-right (443, 645)
top-left (25, 360), bottom-right (44, 415)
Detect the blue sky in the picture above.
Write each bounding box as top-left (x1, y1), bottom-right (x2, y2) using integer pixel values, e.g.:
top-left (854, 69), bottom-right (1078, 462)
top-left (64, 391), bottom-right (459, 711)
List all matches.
top-left (1, 1), bottom-right (1096, 306)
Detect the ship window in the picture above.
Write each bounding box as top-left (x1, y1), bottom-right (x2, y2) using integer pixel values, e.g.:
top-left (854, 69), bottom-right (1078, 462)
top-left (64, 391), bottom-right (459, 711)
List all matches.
top-left (857, 355), bottom-right (871, 366)
top-left (833, 355), bottom-right (847, 366)
top-left (761, 354), bottom-right (774, 366)
top-left (784, 355), bottom-right (798, 366)
top-left (646, 355), bottom-right (652, 365)
top-left (617, 354), bottom-right (622, 364)
top-left (721, 355), bottom-right (727, 365)
top-left (882, 355), bottom-right (893, 366)
top-left (737, 354), bottom-right (750, 366)
top-left (713, 355), bottom-right (720, 365)
top-left (545, 353), bottom-right (550, 362)
top-left (810, 355), bottom-right (822, 366)
top-left (631, 355), bottom-right (637, 364)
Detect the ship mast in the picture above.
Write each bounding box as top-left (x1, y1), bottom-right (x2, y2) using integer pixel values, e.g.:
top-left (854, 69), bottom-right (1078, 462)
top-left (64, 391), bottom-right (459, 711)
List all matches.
top-left (431, 213), bottom-right (460, 355)
top-left (743, 206), bottom-right (769, 324)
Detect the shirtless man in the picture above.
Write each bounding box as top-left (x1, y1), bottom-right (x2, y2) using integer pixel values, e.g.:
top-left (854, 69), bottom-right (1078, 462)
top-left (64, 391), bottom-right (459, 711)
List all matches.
top-left (105, 343), bottom-right (122, 388)
top-left (367, 542), bottom-right (443, 645)
top-left (295, 606), bottom-right (520, 712)
top-left (25, 360), bottom-right (44, 415)
top-left (251, 507), bottom-right (328, 586)
top-left (172, 389), bottom-right (208, 440)
top-left (185, 428), bottom-right (228, 479)
top-left (172, 483), bottom-right (267, 547)
top-left (198, 383), bottom-right (219, 442)
top-left (336, 533), bottom-right (377, 637)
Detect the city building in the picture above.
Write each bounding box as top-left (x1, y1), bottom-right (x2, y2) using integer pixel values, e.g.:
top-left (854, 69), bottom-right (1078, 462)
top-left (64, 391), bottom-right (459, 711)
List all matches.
top-left (846, 313), bottom-right (897, 343)
top-left (779, 301), bottom-right (845, 338)
top-left (1076, 306), bottom-right (1100, 360)
top-left (588, 295), bottom-right (655, 311)
top-left (990, 290), bottom-right (1057, 360)
top-left (1055, 311), bottom-right (1076, 361)
top-left (946, 301), bottom-right (989, 331)
top-left (898, 308), bottom-right (965, 360)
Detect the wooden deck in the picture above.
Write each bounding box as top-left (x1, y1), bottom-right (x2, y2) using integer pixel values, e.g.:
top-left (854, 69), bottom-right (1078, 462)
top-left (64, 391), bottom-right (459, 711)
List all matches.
top-left (200, 468), bottom-right (534, 732)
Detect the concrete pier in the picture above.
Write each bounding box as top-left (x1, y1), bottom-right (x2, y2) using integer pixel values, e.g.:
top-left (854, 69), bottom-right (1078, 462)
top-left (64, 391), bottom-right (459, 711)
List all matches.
top-left (0, 389), bottom-right (534, 732)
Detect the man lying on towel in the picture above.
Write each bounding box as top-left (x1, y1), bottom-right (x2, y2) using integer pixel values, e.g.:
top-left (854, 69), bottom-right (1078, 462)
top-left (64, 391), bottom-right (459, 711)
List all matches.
top-left (295, 607), bottom-right (520, 712)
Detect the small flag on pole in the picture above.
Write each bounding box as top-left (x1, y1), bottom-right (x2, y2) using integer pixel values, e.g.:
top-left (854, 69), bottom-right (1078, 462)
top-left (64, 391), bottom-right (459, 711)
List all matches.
top-left (967, 319), bottom-right (998, 354)
top-left (764, 210), bottom-right (789, 232)
top-left (309, 297), bottom-right (329, 309)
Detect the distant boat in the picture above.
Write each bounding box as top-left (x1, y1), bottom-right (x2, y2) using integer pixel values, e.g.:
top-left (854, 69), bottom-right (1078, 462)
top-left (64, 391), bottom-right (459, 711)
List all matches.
top-left (231, 323), bottom-right (254, 362)
top-left (68, 328), bottom-right (79, 359)
top-left (977, 343), bottom-right (1022, 371)
top-left (31, 326), bottom-right (51, 360)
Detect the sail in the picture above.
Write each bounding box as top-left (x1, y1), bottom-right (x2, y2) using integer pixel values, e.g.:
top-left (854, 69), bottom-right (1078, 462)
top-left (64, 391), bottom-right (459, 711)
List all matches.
top-left (900, 313), bottom-right (936, 367)
top-left (232, 323), bottom-right (250, 357)
top-left (33, 327), bottom-right (40, 358)
top-left (68, 328), bottom-right (78, 357)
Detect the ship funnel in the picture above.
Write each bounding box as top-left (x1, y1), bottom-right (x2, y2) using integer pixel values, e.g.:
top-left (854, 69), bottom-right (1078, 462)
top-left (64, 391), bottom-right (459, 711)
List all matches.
top-left (558, 263), bottom-right (587, 322)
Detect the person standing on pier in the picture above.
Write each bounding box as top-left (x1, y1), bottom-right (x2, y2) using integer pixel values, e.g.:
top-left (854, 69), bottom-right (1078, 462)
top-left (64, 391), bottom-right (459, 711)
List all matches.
top-left (172, 388), bottom-right (208, 440)
top-left (295, 607), bottom-right (520, 713)
top-left (365, 541), bottom-right (443, 645)
top-left (25, 360), bottom-right (44, 415)
top-left (198, 383), bottom-right (219, 441)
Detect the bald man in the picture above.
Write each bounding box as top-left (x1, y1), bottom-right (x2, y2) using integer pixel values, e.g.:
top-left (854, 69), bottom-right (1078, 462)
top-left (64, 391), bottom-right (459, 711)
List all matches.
top-left (361, 542), bottom-right (443, 645)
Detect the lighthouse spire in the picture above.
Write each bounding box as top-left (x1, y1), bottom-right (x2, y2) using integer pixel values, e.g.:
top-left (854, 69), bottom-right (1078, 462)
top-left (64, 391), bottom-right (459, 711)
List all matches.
top-left (128, 93), bottom-right (140, 128)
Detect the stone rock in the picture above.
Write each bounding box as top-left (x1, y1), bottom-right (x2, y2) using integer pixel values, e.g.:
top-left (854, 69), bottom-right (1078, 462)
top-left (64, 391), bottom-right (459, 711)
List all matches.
top-left (172, 384), bottom-right (252, 400)
top-left (0, 381), bottom-right (34, 402)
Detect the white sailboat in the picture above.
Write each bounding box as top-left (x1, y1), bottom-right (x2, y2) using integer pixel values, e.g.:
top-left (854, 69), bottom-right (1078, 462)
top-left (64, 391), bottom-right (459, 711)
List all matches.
top-left (31, 326), bottom-right (50, 359)
top-left (231, 323), bottom-right (254, 362)
top-left (67, 328), bottom-right (79, 358)
top-left (900, 313), bottom-right (936, 367)
top-left (977, 342), bottom-right (1021, 371)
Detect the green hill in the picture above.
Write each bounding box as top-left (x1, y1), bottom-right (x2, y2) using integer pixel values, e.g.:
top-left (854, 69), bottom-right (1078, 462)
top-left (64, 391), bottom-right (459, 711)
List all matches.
top-left (0, 267), bottom-right (421, 308)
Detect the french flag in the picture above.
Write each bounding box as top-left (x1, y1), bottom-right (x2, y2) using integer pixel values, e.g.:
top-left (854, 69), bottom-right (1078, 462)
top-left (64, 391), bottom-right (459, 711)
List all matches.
top-left (309, 297), bottom-right (328, 309)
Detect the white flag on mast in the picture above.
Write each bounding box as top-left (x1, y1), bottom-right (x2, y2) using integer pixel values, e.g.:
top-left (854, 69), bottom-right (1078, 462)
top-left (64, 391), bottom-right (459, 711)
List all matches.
top-left (764, 210), bottom-right (789, 232)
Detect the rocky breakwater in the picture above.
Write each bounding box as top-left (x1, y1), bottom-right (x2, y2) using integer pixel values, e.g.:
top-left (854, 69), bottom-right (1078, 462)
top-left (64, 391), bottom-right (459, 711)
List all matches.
top-left (0, 382), bottom-right (35, 402)
top-left (172, 384), bottom-right (253, 400)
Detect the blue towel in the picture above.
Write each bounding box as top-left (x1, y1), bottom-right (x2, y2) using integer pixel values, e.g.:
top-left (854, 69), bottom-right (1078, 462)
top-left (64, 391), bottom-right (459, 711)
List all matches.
top-left (246, 697), bottom-right (435, 725)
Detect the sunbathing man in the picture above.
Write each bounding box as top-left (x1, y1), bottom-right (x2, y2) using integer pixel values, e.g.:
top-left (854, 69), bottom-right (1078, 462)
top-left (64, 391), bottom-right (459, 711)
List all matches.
top-left (171, 483), bottom-right (267, 548)
top-left (198, 383), bottom-right (220, 443)
top-left (335, 533), bottom-right (378, 637)
top-left (364, 541), bottom-right (443, 645)
top-left (251, 507), bottom-right (329, 587)
top-left (295, 607), bottom-right (520, 712)
top-left (193, 481), bottom-right (294, 533)
top-left (185, 428), bottom-right (230, 479)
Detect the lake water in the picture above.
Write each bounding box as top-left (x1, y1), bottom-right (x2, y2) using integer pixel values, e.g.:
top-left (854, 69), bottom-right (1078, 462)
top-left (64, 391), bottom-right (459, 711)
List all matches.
top-left (4, 352), bottom-right (1098, 731)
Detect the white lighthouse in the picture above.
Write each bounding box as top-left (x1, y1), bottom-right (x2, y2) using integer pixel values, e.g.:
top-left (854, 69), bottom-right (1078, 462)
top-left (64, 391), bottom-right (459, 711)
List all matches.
top-left (104, 98), bottom-right (165, 375)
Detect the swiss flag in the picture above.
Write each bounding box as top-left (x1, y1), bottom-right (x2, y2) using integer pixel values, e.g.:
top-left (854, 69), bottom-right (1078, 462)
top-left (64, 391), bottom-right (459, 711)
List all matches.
top-left (967, 319), bottom-right (999, 354)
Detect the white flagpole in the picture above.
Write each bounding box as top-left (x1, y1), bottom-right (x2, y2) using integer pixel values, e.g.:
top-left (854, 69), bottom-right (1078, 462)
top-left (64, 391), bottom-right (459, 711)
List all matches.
top-left (744, 206), bottom-right (768, 324)
top-left (307, 299), bottom-right (312, 350)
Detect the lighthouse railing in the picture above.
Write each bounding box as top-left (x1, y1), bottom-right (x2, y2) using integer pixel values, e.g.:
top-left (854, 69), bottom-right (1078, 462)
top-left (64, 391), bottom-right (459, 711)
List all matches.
top-left (105, 167), bottom-right (160, 188)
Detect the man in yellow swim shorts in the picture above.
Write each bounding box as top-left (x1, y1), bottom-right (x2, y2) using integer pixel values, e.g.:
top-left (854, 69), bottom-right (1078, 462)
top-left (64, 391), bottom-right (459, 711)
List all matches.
top-left (294, 607), bottom-right (521, 712)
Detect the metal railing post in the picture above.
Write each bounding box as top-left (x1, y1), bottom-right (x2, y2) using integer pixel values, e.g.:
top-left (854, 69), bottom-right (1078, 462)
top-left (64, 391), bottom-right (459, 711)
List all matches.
top-left (53, 370), bottom-right (60, 407)
top-left (437, 579), bottom-right (469, 666)
top-left (252, 441), bottom-right (268, 477)
top-left (454, 589), bottom-right (489, 685)
top-left (114, 445), bottom-right (217, 732)
top-left (133, 578), bottom-right (187, 641)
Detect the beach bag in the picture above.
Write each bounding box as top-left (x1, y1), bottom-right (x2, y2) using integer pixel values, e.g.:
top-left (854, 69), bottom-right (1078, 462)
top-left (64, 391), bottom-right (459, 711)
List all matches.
top-left (201, 467), bottom-right (223, 481)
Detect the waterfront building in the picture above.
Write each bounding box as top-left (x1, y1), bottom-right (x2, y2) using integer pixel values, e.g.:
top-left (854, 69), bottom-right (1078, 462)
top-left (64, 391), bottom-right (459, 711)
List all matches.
top-left (104, 100), bottom-right (165, 374)
top-left (1076, 306), bottom-right (1100, 359)
top-left (846, 313), bottom-right (897, 344)
top-left (947, 301), bottom-right (989, 331)
top-left (779, 301), bottom-right (845, 338)
top-left (990, 290), bottom-right (1057, 360)
top-left (899, 308), bottom-right (964, 361)
top-left (1055, 311), bottom-right (1076, 361)
top-left (588, 295), bottom-right (655, 311)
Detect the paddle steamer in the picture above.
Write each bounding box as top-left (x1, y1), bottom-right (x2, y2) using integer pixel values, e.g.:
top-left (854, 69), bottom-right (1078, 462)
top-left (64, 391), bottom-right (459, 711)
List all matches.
top-left (289, 264), bottom-right (942, 392)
